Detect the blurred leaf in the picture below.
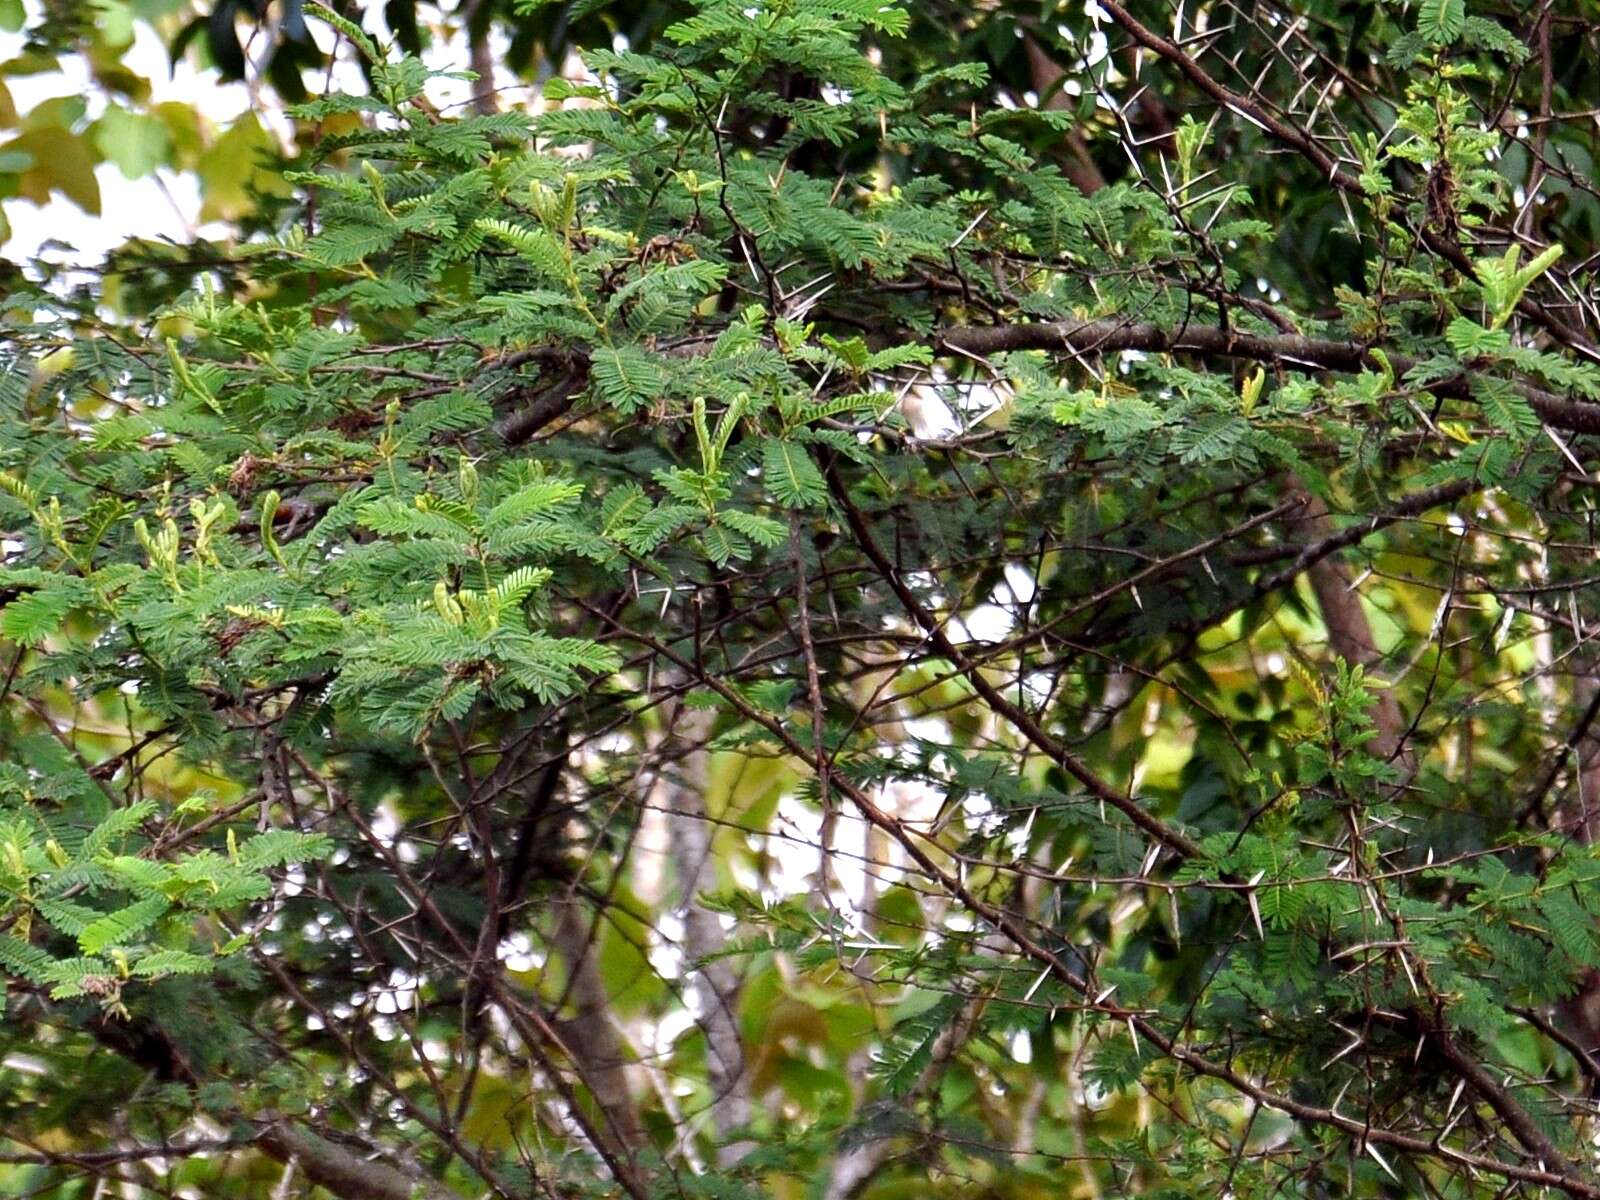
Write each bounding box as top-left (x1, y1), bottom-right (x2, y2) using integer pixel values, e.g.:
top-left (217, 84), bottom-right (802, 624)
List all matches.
top-left (196, 112), bottom-right (291, 221)
top-left (93, 106), bottom-right (171, 179)
top-left (2, 128), bottom-right (100, 213)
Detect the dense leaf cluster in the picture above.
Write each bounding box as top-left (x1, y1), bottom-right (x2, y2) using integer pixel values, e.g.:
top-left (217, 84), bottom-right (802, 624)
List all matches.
top-left (7, 1), bottom-right (1600, 1198)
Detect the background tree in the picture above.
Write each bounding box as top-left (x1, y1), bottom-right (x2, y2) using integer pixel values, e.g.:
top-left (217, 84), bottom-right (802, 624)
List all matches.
top-left (7, 2), bottom-right (1600, 1199)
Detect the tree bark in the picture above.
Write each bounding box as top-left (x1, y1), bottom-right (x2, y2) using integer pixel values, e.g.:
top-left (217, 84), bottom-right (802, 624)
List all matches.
top-left (657, 700), bottom-right (752, 1167)
top-left (1021, 37), bottom-right (1107, 197)
top-left (1291, 486), bottom-right (1408, 762)
top-left (941, 318), bottom-right (1600, 434)
top-left (547, 896), bottom-right (649, 1159)
top-left (256, 1122), bottom-right (461, 1200)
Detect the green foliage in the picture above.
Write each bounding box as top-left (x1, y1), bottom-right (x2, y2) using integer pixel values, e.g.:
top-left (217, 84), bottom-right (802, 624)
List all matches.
top-left (1419, 0), bottom-right (1467, 45)
top-left (6, 1), bottom-right (1600, 1199)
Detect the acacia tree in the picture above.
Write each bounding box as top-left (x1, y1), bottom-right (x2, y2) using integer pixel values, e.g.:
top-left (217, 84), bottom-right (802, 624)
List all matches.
top-left (8, 0), bottom-right (1600, 1197)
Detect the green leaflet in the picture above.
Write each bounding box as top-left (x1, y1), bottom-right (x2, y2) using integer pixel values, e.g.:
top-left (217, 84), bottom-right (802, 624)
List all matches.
top-left (762, 438), bottom-right (827, 509)
top-left (1418, 0), bottom-right (1465, 44)
top-left (77, 896), bottom-right (170, 955)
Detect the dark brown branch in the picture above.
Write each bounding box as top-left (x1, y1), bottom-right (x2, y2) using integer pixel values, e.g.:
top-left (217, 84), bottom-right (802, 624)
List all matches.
top-left (1022, 36), bottom-right (1107, 197)
top-left (940, 318), bottom-right (1600, 434)
top-left (497, 373), bottom-right (588, 444)
top-left (1511, 1004), bottom-right (1600, 1090)
top-left (1431, 1031), bottom-right (1580, 1178)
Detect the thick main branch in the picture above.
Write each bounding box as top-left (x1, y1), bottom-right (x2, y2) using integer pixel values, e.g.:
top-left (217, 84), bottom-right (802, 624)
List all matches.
top-left (941, 318), bottom-right (1600, 435)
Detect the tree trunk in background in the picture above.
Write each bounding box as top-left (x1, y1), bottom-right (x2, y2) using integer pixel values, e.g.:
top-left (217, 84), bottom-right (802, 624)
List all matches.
top-left (821, 948), bottom-right (988, 1200)
top-left (1567, 666), bottom-right (1600, 845)
top-left (1023, 37), bottom-right (1107, 197)
top-left (463, 0), bottom-right (497, 115)
top-left (1293, 487), bottom-right (1409, 763)
top-left (547, 898), bottom-right (648, 1161)
top-left (658, 701), bottom-right (753, 1167)
top-left (1554, 667), bottom-right (1600, 1059)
